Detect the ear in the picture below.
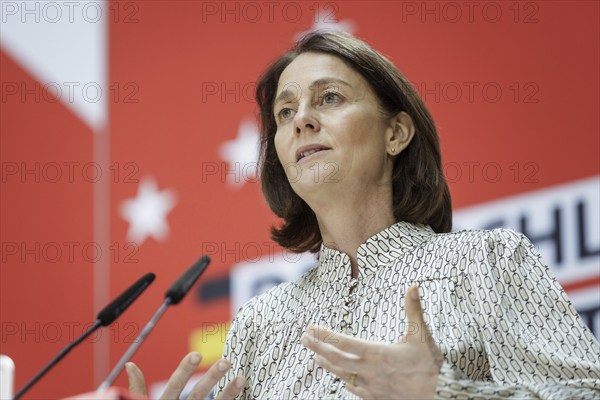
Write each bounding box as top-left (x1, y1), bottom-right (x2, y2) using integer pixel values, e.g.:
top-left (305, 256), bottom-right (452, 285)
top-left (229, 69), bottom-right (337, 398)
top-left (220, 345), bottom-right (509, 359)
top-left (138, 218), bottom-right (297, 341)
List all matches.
top-left (386, 111), bottom-right (415, 156)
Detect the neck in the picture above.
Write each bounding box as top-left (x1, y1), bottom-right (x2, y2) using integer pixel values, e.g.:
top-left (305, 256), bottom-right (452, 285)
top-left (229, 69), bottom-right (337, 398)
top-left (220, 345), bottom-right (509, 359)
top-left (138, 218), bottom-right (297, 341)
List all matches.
top-left (311, 187), bottom-right (396, 278)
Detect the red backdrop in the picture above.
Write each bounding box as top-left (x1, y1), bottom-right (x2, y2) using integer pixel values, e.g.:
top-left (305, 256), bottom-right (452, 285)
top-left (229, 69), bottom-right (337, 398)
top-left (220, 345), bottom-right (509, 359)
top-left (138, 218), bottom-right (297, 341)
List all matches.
top-left (1, 1), bottom-right (598, 398)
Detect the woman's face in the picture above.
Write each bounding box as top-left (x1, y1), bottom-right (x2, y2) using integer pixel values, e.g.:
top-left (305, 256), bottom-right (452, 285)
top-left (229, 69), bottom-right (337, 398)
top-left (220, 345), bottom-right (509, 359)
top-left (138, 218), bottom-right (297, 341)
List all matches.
top-left (273, 52), bottom-right (396, 201)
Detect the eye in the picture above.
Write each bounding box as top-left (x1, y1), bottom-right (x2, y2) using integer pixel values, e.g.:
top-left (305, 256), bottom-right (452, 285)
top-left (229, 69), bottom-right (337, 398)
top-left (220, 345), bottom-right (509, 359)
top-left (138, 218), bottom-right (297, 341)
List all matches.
top-left (276, 107), bottom-right (295, 121)
top-left (321, 91), bottom-right (342, 105)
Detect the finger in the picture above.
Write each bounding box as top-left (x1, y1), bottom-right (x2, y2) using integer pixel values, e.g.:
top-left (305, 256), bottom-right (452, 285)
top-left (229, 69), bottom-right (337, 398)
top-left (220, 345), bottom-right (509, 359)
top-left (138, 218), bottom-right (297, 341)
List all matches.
top-left (405, 285), bottom-right (426, 325)
top-left (313, 358), bottom-right (372, 400)
top-left (302, 330), bottom-right (362, 366)
top-left (345, 381), bottom-right (372, 400)
top-left (405, 285), bottom-right (431, 343)
top-left (312, 353), bottom-right (363, 387)
top-left (161, 352), bottom-right (202, 400)
top-left (303, 325), bottom-right (368, 358)
top-left (188, 359), bottom-right (245, 400)
top-left (215, 376), bottom-right (246, 400)
top-left (125, 362), bottom-right (148, 398)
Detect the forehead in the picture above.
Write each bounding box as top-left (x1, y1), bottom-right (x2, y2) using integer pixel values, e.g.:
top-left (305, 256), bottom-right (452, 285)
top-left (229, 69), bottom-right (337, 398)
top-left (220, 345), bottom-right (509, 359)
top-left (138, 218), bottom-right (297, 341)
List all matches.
top-left (276, 52), bottom-right (365, 92)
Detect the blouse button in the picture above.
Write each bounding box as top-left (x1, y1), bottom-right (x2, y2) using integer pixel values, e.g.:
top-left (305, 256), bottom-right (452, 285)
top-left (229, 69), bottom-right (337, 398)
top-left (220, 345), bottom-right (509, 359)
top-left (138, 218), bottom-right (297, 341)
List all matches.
top-left (344, 293), bottom-right (357, 305)
top-left (328, 378), bottom-right (340, 393)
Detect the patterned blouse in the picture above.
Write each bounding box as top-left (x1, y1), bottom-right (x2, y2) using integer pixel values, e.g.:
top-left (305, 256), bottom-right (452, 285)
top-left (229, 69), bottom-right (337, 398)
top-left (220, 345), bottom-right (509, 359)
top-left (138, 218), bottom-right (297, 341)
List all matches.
top-left (216, 222), bottom-right (600, 399)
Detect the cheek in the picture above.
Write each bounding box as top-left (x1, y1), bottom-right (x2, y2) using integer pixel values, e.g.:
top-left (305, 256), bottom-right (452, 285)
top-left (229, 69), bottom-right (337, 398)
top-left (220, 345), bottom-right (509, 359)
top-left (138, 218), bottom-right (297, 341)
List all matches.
top-left (342, 115), bottom-right (389, 172)
top-left (340, 108), bottom-right (382, 145)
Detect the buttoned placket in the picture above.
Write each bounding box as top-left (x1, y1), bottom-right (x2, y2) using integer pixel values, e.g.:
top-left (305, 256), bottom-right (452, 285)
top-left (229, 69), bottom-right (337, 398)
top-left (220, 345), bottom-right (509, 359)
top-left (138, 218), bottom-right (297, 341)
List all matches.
top-left (318, 222), bottom-right (434, 398)
top-left (328, 275), bottom-right (359, 395)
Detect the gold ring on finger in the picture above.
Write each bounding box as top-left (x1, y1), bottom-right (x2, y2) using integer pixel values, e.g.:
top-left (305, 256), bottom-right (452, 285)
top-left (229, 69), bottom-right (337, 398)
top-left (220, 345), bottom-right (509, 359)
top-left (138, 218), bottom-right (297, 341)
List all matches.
top-left (348, 371), bottom-right (358, 386)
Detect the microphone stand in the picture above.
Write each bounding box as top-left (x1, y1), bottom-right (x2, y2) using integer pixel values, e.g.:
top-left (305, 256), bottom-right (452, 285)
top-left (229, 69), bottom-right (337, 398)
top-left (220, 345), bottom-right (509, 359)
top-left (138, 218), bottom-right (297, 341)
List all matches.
top-left (97, 255), bottom-right (210, 393)
top-left (97, 298), bottom-right (172, 392)
top-left (12, 273), bottom-right (155, 400)
top-left (13, 321), bottom-right (102, 400)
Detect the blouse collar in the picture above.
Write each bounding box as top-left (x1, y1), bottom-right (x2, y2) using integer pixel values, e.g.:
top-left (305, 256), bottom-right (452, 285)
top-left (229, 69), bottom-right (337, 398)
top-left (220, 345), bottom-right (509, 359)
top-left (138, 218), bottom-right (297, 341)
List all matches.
top-left (317, 221), bottom-right (435, 282)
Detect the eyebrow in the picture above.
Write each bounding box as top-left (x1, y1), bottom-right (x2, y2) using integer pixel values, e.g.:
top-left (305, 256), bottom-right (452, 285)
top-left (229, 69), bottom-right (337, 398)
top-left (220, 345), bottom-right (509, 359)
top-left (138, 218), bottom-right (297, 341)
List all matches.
top-left (273, 77), bottom-right (352, 107)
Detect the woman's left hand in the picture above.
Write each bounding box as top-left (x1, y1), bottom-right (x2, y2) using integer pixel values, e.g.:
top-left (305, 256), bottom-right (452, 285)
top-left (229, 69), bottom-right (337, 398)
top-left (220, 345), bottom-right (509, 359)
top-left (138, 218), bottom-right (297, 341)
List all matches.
top-left (301, 285), bottom-right (443, 400)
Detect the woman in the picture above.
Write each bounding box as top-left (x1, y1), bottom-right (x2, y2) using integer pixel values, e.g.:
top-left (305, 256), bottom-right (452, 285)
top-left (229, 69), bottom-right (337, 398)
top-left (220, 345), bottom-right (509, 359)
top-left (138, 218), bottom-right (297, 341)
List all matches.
top-left (126, 31), bottom-right (600, 399)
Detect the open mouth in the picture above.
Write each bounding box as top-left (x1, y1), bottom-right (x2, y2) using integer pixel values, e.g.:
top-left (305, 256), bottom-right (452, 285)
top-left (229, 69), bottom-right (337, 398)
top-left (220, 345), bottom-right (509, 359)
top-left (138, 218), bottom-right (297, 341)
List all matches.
top-left (296, 145), bottom-right (331, 162)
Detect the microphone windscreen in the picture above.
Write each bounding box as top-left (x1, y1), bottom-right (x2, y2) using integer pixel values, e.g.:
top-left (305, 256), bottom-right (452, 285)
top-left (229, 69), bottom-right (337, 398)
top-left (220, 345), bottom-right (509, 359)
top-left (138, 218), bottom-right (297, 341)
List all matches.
top-left (165, 255), bottom-right (210, 305)
top-left (97, 273), bottom-right (156, 326)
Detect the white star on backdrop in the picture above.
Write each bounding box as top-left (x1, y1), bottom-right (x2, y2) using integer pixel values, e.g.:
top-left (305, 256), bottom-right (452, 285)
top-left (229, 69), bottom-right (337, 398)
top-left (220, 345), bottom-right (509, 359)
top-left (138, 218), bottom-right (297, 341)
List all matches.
top-left (120, 177), bottom-right (177, 245)
top-left (295, 5), bottom-right (355, 41)
top-left (219, 118), bottom-right (260, 188)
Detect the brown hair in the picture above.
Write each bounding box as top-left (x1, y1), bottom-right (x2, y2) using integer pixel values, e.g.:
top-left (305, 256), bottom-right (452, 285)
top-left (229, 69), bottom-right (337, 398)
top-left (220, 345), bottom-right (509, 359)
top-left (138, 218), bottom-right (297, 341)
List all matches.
top-left (256, 31), bottom-right (452, 253)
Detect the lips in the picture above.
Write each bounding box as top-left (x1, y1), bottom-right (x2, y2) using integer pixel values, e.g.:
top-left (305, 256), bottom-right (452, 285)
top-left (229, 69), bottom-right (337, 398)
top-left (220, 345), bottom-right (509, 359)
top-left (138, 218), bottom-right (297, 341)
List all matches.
top-left (296, 144), bottom-right (331, 162)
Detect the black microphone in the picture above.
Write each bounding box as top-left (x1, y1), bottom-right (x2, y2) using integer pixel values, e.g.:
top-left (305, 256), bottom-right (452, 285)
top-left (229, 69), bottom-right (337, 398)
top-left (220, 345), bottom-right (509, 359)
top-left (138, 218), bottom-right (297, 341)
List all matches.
top-left (165, 255), bottom-right (210, 304)
top-left (98, 255), bottom-right (211, 391)
top-left (13, 273), bottom-right (155, 400)
top-left (98, 273), bottom-right (156, 325)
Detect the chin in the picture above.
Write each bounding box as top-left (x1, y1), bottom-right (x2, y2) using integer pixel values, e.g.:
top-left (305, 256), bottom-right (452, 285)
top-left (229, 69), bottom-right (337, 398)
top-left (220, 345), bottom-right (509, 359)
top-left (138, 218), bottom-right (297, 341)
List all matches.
top-left (301, 160), bottom-right (340, 182)
top-left (291, 175), bottom-right (342, 201)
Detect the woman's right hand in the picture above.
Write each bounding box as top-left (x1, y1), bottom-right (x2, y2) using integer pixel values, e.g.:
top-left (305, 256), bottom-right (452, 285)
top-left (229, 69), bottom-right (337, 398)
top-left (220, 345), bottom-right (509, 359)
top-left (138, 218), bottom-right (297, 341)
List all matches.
top-left (126, 352), bottom-right (246, 400)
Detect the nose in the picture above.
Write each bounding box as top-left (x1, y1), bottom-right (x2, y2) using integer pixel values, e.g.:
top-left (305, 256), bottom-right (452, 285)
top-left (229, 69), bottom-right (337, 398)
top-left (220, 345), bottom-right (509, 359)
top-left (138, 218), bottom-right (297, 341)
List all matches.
top-left (293, 104), bottom-right (320, 136)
